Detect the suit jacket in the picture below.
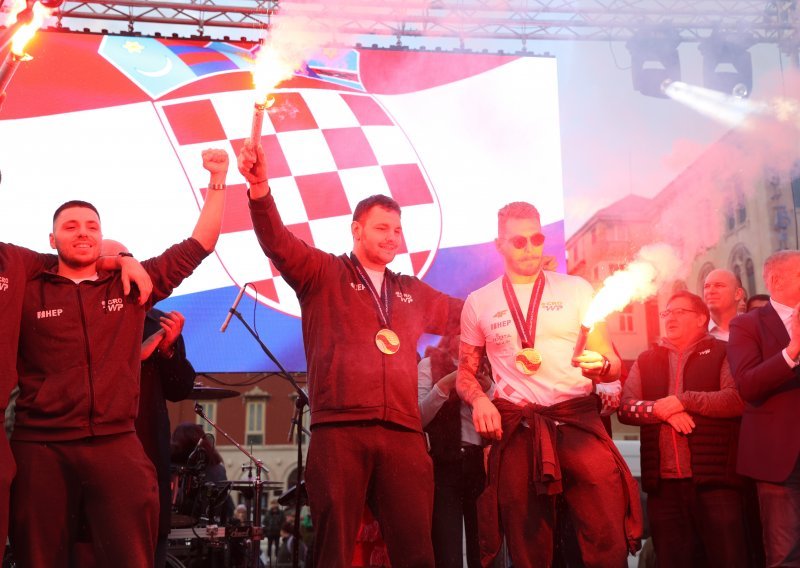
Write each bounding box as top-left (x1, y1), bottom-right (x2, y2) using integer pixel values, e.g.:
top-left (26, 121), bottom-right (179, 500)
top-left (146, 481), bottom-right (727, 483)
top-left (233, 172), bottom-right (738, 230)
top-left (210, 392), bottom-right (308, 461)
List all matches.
top-left (728, 303), bottom-right (800, 482)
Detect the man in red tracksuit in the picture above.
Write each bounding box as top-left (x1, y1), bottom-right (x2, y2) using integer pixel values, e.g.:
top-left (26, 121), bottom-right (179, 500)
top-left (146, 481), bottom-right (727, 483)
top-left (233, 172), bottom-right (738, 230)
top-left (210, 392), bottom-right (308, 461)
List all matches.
top-left (0, 246), bottom-right (54, 557)
top-left (238, 141), bottom-right (462, 567)
top-left (1, 244), bottom-right (151, 559)
top-left (8, 148), bottom-right (228, 568)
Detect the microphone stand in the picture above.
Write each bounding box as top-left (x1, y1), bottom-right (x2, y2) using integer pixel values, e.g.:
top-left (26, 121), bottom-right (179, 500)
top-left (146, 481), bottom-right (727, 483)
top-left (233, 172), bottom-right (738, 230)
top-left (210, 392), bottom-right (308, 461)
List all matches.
top-left (226, 307), bottom-right (310, 568)
top-left (195, 403), bottom-right (266, 568)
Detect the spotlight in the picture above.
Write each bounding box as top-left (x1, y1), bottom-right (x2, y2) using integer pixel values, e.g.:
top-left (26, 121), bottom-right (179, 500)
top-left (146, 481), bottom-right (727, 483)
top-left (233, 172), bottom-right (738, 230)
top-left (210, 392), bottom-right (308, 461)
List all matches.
top-left (626, 28), bottom-right (682, 99)
top-left (699, 33), bottom-right (754, 97)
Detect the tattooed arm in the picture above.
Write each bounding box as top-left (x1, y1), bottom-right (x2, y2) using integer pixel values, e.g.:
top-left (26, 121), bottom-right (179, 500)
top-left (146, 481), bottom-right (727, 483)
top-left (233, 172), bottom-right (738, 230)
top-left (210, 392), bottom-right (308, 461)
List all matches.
top-left (457, 341), bottom-right (503, 440)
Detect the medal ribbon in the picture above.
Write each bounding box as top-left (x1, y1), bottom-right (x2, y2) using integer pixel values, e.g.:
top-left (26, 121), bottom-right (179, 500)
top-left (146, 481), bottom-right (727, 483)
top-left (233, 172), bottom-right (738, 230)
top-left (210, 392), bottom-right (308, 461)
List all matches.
top-left (349, 254), bottom-right (391, 328)
top-left (502, 272), bottom-right (545, 349)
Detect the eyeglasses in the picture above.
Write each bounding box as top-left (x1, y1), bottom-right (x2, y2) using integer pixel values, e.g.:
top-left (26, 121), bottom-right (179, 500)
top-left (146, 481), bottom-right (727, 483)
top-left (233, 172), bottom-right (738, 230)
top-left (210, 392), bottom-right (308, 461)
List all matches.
top-left (506, 233), bottom-right (546, 249)
top-left (659, 308), bottom-right (698, 318)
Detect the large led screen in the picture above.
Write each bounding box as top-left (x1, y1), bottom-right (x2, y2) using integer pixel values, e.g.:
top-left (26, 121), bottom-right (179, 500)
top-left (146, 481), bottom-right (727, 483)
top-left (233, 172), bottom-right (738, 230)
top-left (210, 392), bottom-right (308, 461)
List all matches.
top-left (0, 32), bottom-right (565, 372)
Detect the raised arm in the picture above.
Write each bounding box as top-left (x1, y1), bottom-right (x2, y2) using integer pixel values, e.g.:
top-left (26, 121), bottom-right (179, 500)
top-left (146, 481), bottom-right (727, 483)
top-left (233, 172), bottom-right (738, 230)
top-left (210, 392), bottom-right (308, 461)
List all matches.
top-left (191, 148), bottom-right (229, 252)
top-left (237, 139), bottom-right (269, 199)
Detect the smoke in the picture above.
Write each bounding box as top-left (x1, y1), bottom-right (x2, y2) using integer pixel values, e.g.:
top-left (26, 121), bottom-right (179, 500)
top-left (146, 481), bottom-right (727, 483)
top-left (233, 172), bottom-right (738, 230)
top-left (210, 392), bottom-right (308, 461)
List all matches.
top-left (583, 243), bottom-right (682, 326)
top-left (652, 81), bottom-right (800, 263)
top-left (252, 3), bottom-right (337, 96)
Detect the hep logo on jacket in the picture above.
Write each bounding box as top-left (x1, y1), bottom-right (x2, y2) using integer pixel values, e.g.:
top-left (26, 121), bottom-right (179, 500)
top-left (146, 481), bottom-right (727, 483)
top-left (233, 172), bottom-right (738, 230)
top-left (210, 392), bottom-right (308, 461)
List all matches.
top-left (0, 276), bottom-right (8, 291)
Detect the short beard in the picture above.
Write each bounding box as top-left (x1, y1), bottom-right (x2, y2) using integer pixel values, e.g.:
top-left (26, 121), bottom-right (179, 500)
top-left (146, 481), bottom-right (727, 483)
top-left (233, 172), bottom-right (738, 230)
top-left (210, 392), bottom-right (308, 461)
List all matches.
top-left (56, 245), bottom-right (98, 270)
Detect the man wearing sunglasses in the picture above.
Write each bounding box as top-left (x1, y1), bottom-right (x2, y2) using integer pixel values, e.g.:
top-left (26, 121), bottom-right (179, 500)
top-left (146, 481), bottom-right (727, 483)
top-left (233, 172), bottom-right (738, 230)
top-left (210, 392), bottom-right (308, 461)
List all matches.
top-left (619, 291), bottom-right (747, 567)
top-left (457, 201), bottom-right (641, 566)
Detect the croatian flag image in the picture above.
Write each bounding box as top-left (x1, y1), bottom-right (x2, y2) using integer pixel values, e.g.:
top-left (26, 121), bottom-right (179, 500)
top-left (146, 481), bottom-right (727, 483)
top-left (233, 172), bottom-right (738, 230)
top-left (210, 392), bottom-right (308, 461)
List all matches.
top-left (0, 32), bottom-right (566, 372)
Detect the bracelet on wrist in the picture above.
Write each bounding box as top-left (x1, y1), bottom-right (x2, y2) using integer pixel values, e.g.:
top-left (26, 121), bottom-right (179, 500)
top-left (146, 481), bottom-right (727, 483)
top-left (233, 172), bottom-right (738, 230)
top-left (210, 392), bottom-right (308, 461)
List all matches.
top-left (250, 179), bottom-right (268, 186)
top-left (208, 183), bottom-right (226, 191)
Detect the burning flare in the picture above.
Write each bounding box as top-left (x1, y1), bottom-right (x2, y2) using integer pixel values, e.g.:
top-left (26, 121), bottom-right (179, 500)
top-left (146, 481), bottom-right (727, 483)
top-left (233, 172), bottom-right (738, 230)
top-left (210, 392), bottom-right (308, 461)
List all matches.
top-left (9, 0), bottom-right (50, 56)
top-left (249, 8), bottom-right (328, 142)
top-left (582, 243), bottom-right (682, 329)
top-left (248, 44), bottom-right (302, 143)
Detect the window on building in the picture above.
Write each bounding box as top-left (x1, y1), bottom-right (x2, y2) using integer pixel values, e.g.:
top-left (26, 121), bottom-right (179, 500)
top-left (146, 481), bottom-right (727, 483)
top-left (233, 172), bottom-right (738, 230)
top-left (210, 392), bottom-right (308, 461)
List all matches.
top-left (745, 258), bottom-right (756, 298)
top-left (736, 200), bottom-right (747, 225)
top-left (245, 400), bottom-right (265, 446)
top-left (619, 305), bottom-right (635, 333)
top-left (697, 262), bottom-right (715, 295)
top-left (195, 401), bottom-right (217, 435)
top-left (729, 244), bottom-right (755, 300)
top-left (610, 225), bottom-right (628, 241)
top-left (725, 203), bottom-right (736, 232)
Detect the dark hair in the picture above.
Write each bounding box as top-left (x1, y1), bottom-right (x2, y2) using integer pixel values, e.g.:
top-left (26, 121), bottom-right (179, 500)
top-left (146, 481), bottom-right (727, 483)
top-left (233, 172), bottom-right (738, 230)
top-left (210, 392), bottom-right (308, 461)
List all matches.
top-left (497, 202), bottom-right (540, 236)
top-left (352, 194), bottom-right (401, 223)
top-left (53, 200), bottom-right (100, 224)
top-left (746, 293), bottom-right (770, 312)
top-left (170, 422), bottom-right (223, 467)
top-left (667, 291), bottom-right (710, 327)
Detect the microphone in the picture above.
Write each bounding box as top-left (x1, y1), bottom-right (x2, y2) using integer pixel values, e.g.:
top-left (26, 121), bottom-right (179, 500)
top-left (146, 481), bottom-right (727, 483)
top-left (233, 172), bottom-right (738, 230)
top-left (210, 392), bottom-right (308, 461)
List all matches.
top-left (187, 434), bottom-right (206, 465)
top-left (220, 285), bottom-right (248, 333)
top-left (288, 388), bottom-right (308, 443)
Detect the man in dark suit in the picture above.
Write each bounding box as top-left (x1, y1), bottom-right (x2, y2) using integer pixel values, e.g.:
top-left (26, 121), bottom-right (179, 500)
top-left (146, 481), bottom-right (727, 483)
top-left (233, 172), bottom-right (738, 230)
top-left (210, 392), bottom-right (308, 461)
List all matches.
top-left (728, 250), bottom-right (800, 567)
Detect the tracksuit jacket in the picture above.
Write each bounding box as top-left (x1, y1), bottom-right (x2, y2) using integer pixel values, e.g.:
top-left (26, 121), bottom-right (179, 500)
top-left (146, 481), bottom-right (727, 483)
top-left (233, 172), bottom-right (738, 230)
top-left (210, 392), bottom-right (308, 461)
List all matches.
top-left (12, 238), bottom-right (208, 442)
top-left (249, 193), bottom-right (462, 431)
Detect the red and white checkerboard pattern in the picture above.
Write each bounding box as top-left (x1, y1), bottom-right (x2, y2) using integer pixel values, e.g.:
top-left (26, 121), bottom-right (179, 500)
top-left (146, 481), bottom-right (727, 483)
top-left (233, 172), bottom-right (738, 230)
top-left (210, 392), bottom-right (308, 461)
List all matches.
top-left (155, 87), bottom-right (442, 317)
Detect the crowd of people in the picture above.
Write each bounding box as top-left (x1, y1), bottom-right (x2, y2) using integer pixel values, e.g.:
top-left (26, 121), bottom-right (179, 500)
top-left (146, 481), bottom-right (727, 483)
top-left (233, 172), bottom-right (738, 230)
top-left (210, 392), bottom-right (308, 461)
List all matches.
top-left (1, 136), bottom-right (799, 568)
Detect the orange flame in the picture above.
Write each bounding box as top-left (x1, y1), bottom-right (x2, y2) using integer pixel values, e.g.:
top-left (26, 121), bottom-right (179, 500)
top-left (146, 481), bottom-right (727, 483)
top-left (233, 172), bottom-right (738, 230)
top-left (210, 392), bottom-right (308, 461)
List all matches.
top-left (10, 1), bottom-right (51, 56)
top-left (582, 243), bottom-right (682, 328)
top-left (251, 43), bottom-right (300, 104)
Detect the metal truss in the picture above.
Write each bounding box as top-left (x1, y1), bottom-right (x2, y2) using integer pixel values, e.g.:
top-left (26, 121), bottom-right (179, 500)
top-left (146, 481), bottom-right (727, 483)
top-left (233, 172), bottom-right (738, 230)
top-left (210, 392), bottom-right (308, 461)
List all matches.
top-left (35, 0), bottom-right (800, 49)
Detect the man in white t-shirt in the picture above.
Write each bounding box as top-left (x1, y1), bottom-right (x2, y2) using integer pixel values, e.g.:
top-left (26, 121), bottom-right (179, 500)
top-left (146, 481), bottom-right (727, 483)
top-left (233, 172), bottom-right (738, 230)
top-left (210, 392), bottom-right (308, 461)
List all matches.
top-left (456, 201), bottom-right (642, 567)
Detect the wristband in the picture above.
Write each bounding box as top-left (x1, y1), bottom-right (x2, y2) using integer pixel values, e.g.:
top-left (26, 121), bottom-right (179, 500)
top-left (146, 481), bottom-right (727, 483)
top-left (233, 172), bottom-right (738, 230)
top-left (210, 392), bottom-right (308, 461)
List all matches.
top-left (251, 179), bottom-right (268, 186)
top-left (208, 183), bottom-right (226, 191)
top-left (118, 252), bottom-right (134, 258)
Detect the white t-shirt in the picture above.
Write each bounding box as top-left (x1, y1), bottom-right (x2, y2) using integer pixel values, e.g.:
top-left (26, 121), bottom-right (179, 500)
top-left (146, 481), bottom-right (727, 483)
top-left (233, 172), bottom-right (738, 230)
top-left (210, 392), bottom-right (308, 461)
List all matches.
top-left (461, 271), bottom-right (594, 406)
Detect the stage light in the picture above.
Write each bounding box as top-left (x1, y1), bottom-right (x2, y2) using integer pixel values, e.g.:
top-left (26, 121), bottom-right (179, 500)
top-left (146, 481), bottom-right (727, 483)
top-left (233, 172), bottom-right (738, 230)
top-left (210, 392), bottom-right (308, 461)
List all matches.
top-left (699, 33), bottom-right (754, 97)
top-left (662, 80), bottom-right (768, 127)
top-left (626, 29), bottom-right (682, 99)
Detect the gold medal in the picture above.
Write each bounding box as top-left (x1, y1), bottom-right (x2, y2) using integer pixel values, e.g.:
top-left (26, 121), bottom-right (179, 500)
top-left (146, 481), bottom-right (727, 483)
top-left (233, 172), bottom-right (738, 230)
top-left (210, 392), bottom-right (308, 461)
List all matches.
top-left (375, 328), bottom-right (401, 355)
top-left (515, 348), bottom-right (542, 375)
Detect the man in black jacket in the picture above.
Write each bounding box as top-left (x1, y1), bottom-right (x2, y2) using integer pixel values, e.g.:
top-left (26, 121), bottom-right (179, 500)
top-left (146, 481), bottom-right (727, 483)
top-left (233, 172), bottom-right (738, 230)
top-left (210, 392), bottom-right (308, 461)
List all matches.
top-left (138, 309), bottom-right (195, 568)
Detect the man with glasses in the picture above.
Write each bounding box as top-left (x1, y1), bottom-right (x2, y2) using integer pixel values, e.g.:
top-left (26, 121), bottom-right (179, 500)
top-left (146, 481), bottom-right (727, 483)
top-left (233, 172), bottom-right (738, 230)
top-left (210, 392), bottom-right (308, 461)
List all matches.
top-left (619, 291), bottom-right (747, 567)
top-left (457, 201), bottom-right (641, 566)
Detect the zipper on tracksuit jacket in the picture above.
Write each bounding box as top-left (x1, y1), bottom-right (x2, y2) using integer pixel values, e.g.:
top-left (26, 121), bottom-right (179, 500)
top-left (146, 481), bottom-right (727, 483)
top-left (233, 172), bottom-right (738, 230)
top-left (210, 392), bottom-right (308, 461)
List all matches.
top-left (76, 285), bottom-right (96, 436)
top-left (671, 351), bottom-right (684, 477)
